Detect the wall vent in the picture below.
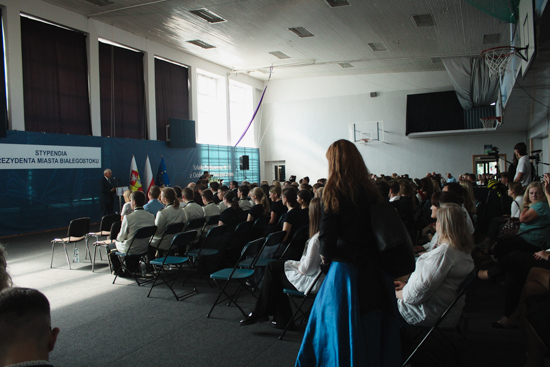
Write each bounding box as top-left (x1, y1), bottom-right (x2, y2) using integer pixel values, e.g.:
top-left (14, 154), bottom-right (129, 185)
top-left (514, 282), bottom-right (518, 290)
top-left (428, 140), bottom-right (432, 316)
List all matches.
top-left (187, 40), bottom-right (216, 49)
top-left (367, 43), bottom-right (387, 52)
top-left (483, 33), bottom-right (501, 44)
top-left (431, 57), bottom-right (442, 63)
top-left (288, 27), bottom-right (315, 38)
top-left (412, 14), bottom-right (435, 27)
top-left (269, 51), bottom-right (290, 59)
top-left (189, 8), bottom-right (226, 23)
top-left (84, 0), bottom-right (115, 6)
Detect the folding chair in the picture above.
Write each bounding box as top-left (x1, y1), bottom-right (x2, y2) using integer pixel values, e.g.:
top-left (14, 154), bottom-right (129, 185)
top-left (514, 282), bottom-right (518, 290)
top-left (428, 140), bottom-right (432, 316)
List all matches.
top-left (152, 222), bottom-right (185, 258)
top-left (207, 238), bottom-right (265, 318)
top-left (279, 270), bottom-right (324, 340)
top-left (90, 220), bottom-right (121, 272)
top-left (148, 230), bottom-right (197, 300)
top-left (225, 221), bottom-right (254, 266)
top-left (50, 217), bottom-right (90, 269)
top-left (250, 216), bottom-right (270, 240)
top-left (186, 225), bottom-right (230, 284)
top-left (186, 217), bottom-right (206, 239)
top-left (239, 231), bottom-right (286, 268)
top-left (112, 225), bottom-right (157, 286)
top-left (85, 213), bottom-right (119, 261)
top-left (279, 225), bottom-right (309, 260)
top-left (402, 269), bottom-right (477, 367)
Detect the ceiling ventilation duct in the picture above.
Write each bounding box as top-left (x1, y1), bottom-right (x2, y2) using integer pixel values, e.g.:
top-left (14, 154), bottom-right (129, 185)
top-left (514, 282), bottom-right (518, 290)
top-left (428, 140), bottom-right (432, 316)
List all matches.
top-left (483, 33), bottom-right (502, 44)
top-left (338, 62), bottom-right (354, 68)
top-left (269, 51), bottom-right (291, 59)
top-left (288, 27), bottom-right (315, 38)
top-left (412, 14), bottom-right (435, 27)
top-left (186, 40), bottom-right (216, 49)
top-left (189, 8), bottom-right (226, 23)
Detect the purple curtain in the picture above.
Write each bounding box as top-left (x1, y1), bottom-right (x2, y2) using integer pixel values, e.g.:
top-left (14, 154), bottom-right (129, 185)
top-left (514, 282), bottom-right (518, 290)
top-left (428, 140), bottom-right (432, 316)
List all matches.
top-left (21, 17), bottom-right (91, 135)
top-left (99, 42), bottom-right (147, 139)
top-left (154, 59), bottom-right (189, 141)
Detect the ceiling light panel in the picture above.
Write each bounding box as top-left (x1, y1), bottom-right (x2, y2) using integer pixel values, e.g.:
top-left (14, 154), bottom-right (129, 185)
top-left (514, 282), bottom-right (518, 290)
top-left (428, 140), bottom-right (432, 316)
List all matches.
top-left (269, 51), bottom-right (291, 59)
top-left (189, 8), bottom-right (226, 23)
top-left (288, 27), bottom-right (315, 38)
top-left (338, 62), bottom-right (354, 68)
top-left (367, 43), bottom-right (387, 52)
top-left (326, 0), bottom-right (351, 7)
top-left (187, 40), bottom-right (216, 49)
top-left (412, 14), bottom-right (435, 27)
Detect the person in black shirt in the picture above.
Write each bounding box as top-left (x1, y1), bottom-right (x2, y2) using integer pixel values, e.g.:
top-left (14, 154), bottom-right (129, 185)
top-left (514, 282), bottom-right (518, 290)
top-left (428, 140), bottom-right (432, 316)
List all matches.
top-left (248, 187), bottom-right (270, 222)
top-left (218, 191), bottom-right (244, 229)
top-left (281, 187), bottom-right (309, 243)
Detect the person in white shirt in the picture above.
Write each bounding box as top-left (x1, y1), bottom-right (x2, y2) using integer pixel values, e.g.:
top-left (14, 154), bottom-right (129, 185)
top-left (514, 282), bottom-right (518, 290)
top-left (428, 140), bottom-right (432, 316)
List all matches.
top-left (182, 187), bottom-right (205, 222)
top-left (114, 191), bottom-right (155, 255)
top-left (150, 187), bottom-right (186, 252)
top-left (202, 189), bottom-right (221, 218)
top-left (395, 203), bottom-right (474, 328)
top-left (514, 142), bottom-right (532, 187)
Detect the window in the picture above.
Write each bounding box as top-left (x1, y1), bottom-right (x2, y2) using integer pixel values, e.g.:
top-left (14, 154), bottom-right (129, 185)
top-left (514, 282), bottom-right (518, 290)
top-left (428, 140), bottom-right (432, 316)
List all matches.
top-left (198, 144), bottom-right (260, 184)
top-left (229, 80), bottom-right (254, 147)
top-left (197, 70), bottom-right (227, 145)
top-left (0, 10), bottom-right (7, 137)
top-left (99, 41), bottom-right (146, 139)
top-left (21, 15), bottom-right (91, 135)
top-left (154, 57), bottom-right (189, 141)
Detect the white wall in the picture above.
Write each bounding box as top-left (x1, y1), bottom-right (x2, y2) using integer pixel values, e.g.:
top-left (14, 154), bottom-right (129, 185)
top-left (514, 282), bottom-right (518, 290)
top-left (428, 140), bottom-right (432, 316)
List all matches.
top-left (1, 0), bottom-right (264, 138)
top-left (258, 72), bottom-right (526, 180)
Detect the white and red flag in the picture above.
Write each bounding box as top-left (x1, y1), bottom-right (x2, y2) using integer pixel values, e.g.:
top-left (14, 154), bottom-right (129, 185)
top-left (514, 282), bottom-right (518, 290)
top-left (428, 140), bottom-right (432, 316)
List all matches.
top-left (129, 155), bottom-right (143, 192)
top-left (143, 156), bottom-right (155, 196)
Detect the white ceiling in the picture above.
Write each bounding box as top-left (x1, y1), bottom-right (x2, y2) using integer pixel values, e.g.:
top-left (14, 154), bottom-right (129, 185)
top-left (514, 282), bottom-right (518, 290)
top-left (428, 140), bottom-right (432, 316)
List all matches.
top-left (40, 0), bottom-right (512, 80)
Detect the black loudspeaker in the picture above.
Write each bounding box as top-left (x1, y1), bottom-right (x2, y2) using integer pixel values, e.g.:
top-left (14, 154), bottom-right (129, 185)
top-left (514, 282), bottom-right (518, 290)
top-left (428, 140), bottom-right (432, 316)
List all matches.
top-left (240, 155), bottom-right (249, 170)
top-left (169, 118), bottom-right (196, 148)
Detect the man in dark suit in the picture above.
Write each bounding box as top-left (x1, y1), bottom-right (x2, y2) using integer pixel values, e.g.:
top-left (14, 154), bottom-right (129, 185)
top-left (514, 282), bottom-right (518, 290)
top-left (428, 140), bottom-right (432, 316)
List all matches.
top-left (100, 169), bottom-right (116, 216)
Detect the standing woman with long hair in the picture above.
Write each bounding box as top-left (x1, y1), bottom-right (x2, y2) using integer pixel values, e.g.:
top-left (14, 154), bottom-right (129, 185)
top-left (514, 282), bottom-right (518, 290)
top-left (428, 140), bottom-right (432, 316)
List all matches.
top-left (296, 139), bottom-right (401, 366)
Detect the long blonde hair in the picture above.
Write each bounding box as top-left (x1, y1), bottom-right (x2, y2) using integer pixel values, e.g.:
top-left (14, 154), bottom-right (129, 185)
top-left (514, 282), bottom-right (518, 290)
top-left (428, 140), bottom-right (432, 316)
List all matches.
top-left (323, 139), bottom-right (382, 213)
top-left (524, 181), bottom-right (546, 206)
top-left (436, 203), bottom-right (474, 253)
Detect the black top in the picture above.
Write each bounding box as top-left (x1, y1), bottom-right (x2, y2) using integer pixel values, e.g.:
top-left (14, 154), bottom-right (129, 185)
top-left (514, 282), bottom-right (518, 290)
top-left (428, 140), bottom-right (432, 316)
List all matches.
top-left (270, 200), bottom-right (288, 219)
top-left (319, 195), bottom-right (389, 315)
top-left (282, 207), bottom-right (309, 241)
top-left (220, 207), bottom-right (243, 228)
top-left (99, 176), bottom-right (115, 203)
top-left (249, 204), bottom-right (266, 221)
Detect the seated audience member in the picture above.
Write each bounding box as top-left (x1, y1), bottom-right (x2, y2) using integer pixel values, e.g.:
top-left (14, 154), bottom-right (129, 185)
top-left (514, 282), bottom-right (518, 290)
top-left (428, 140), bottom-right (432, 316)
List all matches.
top-left (209, 182), bottom-right (220, 204)
top-left (150, 188), bottom-right (186, 254)
top-left (443, 182), bottom-right (476, 225)
top-left (446, 173), bottom-right (457, 183)
top-left (240, 198), bottom-right (324, 329)
top-left (0, 287), bottom-right (60, 367)
top-left (217, 185), bottom-right (229, 212)
top-left (109, 191), bottom-right (155, 274)
top-left (1, 244), bottom-right (12, 291)
top-left (248, 187), bottom-right (270, 222)
top-left (476, 181), bottom-right (525, 249)
top-left (388, 180), bottom-right (401, 212)
top-left (298, 189), bottom-right (312, 211)
top-left (143, 185), bottom-right (164, 216)
top-left (281, 187), bottom-right (309, 245)
top-left (182, 188), bottom-right (205, 222)
top-left (268, 186), bottom-right (287, 226)
top-left (314, 187), bottom-right (324, 199)
top-left (375, 180), bottom-right (390, 201)
top-left (500, 172), bottom-right (510, 187)
top-left (218, 191), bottom-right (244, 229)
top-left (120, 189), bottom-right (134, 219)
top-left (193, 184), bottom-right (205, 206)
top-left (261, 184), bottom-right (270, 200)
top-left (312, 183), bottom-right (323, 197)
top-left (202, 189), bottom-right (221, 218)
top-left (238, 185), bottom-right (252, 210)
top-left (230, 181), bottom-right (239, 195)
top-left (173, 186), bottom-right (184, 205)
top-left (396, 203), bottom-right (474, 327)
top-left (487, 181), bottom-right (550, 260)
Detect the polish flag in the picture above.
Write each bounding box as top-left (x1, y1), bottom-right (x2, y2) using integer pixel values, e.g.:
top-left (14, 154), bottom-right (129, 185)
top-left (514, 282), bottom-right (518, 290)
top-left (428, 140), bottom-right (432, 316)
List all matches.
top-left (129, 155), bottom-right (143, 192)
top-left (143, 156), bottom-right (155, 197)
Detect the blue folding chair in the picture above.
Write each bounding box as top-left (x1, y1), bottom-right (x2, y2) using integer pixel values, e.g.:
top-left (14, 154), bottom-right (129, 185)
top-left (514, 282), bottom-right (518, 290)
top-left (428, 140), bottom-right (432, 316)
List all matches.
top-left (112, 225), bottom-right (157, 286)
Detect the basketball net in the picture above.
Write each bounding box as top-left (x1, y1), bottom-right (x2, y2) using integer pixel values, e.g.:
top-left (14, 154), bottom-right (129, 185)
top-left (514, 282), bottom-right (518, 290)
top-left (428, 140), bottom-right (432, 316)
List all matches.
top-left (481, 46), bottom-right (517, 76)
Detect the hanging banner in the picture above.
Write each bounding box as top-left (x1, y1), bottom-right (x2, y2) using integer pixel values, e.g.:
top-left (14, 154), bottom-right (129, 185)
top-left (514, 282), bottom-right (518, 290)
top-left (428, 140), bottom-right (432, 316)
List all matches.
top-left (0, 144), bottom-right (101, 169)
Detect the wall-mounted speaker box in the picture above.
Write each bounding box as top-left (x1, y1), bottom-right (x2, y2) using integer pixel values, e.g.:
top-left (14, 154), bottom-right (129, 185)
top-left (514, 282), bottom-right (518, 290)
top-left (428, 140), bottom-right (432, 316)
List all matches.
top-left (240, 155), bottom-right (249, 170)
top-left (168, 118), bottom-right (196, 148)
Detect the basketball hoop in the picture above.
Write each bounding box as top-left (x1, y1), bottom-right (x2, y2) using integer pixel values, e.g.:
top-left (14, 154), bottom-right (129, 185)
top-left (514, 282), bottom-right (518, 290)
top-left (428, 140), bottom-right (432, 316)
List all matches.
top-left (480, 116), bottom-right (502, 130)
top-left (481, 46), bottom-right (527, 76)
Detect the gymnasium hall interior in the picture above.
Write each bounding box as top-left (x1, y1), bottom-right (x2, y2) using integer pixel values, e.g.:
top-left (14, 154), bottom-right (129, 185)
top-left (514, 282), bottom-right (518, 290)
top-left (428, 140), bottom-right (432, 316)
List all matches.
top-left (1, 0), bottom-right (550, 366)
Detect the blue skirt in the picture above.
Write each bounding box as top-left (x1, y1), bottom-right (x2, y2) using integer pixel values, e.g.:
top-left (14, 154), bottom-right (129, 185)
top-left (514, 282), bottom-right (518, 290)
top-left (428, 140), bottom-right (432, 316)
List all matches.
top-left (296, 262), bottom-right (401, 367)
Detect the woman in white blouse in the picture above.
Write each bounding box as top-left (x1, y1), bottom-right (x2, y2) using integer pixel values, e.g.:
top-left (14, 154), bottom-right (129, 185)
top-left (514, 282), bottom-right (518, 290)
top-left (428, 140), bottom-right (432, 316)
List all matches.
top-left (150, 187), bottom-right (186, 253)
top-left (395, 203), bottom-right (474, 328)
top-left (240, 198), bottom-right (324, 329)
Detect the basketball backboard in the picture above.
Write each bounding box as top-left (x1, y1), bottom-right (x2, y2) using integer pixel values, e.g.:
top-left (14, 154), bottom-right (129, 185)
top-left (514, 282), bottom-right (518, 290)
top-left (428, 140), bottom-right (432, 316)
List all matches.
top-left (519, 0), bottom-right (536, 77)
